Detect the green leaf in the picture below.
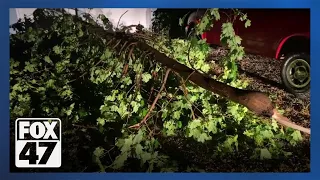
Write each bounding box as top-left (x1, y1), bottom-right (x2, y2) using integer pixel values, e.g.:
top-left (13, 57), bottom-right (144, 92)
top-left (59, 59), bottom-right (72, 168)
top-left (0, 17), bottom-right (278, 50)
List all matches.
top-left (53, 46), bottom-right (62, 54)
top-left (221, 22), bottom-right (234, 37)
top-left (173, 111), bottom-right (181, 119)
top-left (240, 14), bottom-right (247, 21)
top-left (206, 120), bottom-right (217, 134)
top-left (65, 103), bottom-right (75, 116)
top-left (78, 30), bottom-right (84, 37)
top-left (260, 148), bottom-right (272, 160)
top-left (271, 119), bottom-right (279, 131)
top-left (243, 130), bottom-right (254, 137)
top-left (235, 35), bottom-right (242, 45)
top-left (200, 64), bottom-right (210, 73)
top-left (24, 62), bottom-right (35, 72)
top-left (130, 101), bottom-right (140, 113)
top-left (136, 94), bottom-right (142, 101)
top-left (179, 18), bottom-right (184, 26)
top-left (120, 136), bottom-right (133, 153)
top-left (189, 95), bottom-right (198, 103)
top-left (163, 120), bottom-right (177, 136)
top-left (141, 108), bottom-right (148, 117)
top-left (283, 151), bottom-right (293, 157)
top-left (93, 147), bottom-right (104, 158)
top-left (228, 104), bottom-right (238, 116)
top-left (291, 131), bottom-right (303, 142)
top-left (179, 13), bottom-right (189, 27)
top-left (46, 79), bottom-right (55, 88)
top-left (260, 130), bottom-right (274, 139)
top-left (135, 144), bottom-right (144, 155)
top-left (254, 135), bottom-right (264, 146)
top-left (245, 19), bottom-right (251, 28)
top-left (189, 119), bottom-right (202, 130)
top-left (161, 108), bottom-right (168, 119)
top-left (133, 129), bottom-right (144, 144)
top-left (141, 152), bottom-right (152, 164)
top-left (44, 56), bottom-right (52, 63)
top-left (198, 133), bottom-right (211, 143)
top-left (190, 128), bottom-right (201, 138)
top-left (112, 151), bottom-right (128, 169)
top-left (141, 73), bottom-right (152, 83)
top-left (210, 8), bottom-right (220, 20)
top-left (177, 121), bottom-right (182, 128)
top-left (117, 102), bottom-right (128, 117)
top-left (97, 117), bottom-right (105, 126)
top-left (115, 139), bottom-right (125, 148)
top-left (197, 15), bottom-right (210, 34)
top-left (122, 76), bottom-right (132, 85)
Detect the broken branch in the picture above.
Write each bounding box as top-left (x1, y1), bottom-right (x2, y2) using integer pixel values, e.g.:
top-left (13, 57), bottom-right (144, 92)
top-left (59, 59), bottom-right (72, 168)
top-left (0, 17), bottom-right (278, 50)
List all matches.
top-left (129, 68), bottom-right (171, 129)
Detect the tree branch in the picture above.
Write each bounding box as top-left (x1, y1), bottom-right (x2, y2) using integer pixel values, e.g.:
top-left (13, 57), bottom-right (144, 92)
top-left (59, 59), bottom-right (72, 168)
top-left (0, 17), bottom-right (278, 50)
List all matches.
top-left (129, 68), bottom-right (171, 129)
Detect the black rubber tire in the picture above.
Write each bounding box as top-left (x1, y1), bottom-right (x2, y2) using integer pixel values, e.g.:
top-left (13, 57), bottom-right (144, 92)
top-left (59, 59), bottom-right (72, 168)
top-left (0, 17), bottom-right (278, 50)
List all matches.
top-left (185, 22), bottom-right (201, 39)
top-left (185, 10), bottom-right (205, 39)
top-left (281, 53), bottom-right (310, 94)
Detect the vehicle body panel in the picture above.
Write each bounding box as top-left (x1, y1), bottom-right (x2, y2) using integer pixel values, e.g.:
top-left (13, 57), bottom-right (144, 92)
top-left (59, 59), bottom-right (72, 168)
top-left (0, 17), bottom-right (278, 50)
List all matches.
top-left (200, 9), bottom-right (310, 59)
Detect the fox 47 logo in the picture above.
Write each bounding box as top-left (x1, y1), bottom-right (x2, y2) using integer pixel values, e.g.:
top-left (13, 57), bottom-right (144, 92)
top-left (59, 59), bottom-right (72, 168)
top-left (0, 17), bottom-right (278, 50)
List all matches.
top-left (15, 118), bottom-right (61, 168)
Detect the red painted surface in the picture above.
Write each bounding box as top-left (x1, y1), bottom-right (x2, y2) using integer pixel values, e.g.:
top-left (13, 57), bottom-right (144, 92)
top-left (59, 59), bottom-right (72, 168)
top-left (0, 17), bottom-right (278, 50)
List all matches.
top-left (189, 9), bottom-right (310, 59)
top-left (275, 33), bottom-right (310, 59)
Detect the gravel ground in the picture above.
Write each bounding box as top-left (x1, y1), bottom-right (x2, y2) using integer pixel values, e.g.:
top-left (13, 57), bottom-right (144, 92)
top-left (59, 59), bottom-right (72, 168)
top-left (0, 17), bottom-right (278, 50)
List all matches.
top-left (208, 47), bottom-right (310, 129)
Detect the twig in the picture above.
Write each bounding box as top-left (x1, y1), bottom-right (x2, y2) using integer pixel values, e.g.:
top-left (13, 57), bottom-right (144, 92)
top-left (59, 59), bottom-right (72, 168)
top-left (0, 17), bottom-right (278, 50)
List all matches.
top-left (148, 86), bottom-right (154, 102)
top-left (116, 10), bottom-right (129, 29)
top-left (173, 71), bottom-right (197, 120)
top-left (187, 42), bottom-right (196, 69)
top-left (75, 8), bottom-right (79, 17)
top-left (160, 70), bottom-right (197, 111)
top-left (67, 72), bottom-right (88, 83)
top-left (72, 124), bottom-right (98, 130)
top-left (125, 83), bottom-right (136, 97)
top-left (128, 68), bottom-right (171, 129)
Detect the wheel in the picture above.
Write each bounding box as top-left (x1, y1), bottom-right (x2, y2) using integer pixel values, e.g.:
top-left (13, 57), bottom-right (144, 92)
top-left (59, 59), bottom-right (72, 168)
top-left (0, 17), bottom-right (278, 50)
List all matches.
top-left (185, 10), bottom-right (205, 39)
top-left (185, 22), bottom-right (201, 39)
top-left (281, 53), bottom-right (310, 93)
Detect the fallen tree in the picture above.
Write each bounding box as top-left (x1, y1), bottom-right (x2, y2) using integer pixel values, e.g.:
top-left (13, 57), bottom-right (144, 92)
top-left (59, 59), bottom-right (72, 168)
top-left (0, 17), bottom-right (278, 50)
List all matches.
top-left (10, 9), bottom-right (309, 172)
top-left (79, 18), bottom-right (310, 134)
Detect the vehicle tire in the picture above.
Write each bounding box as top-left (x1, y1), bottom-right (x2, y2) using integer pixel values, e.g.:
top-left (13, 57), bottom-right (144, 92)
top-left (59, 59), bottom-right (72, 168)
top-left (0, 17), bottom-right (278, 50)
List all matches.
top-left (281, 53), bottom-right (310, 94)
top-left (185, 23), bottom-right (201, 39)
top-left (185, 10), bottom-right (205, 39)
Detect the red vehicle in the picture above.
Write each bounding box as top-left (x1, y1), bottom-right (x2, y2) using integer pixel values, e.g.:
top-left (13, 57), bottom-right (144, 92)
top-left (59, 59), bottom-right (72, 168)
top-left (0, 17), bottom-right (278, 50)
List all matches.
top-left (185, 9), bottom-right (310, 93)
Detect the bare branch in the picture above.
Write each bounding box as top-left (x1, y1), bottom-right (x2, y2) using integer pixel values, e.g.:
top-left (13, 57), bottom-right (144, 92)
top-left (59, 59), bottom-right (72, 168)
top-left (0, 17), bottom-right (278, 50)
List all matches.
top-left (129, 68), bottom-right (171, 129)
